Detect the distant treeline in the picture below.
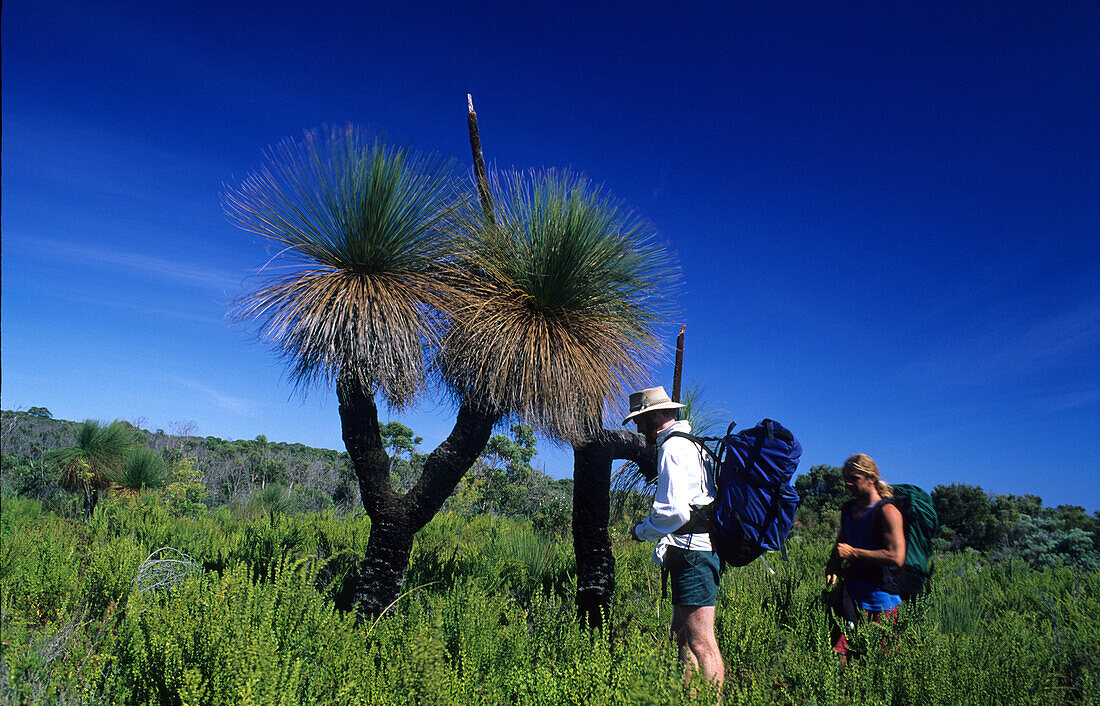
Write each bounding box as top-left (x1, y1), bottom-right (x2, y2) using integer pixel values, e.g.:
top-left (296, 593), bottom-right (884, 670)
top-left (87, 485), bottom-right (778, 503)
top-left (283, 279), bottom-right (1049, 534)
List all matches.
top-left (0, 408), bottom-right (573, 534)
top-left (4, 408), bottom-right (1097, 570)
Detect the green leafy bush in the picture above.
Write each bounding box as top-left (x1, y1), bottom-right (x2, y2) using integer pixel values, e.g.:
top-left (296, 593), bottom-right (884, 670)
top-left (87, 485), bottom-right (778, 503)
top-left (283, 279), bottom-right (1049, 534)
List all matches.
top-left (2, 494), bottom-right (1098, 704)
top-left (115, 447), bottom-right (168, 492)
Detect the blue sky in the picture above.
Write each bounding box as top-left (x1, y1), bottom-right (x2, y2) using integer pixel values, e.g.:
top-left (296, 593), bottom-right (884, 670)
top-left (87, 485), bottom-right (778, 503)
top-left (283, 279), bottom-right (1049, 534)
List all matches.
top-left (3, 1), bottom-right (1097, 510)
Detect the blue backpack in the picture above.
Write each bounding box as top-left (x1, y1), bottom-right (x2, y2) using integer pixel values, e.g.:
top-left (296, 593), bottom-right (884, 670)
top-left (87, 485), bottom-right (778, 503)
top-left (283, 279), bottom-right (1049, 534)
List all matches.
top-left (672, 420), bottom-right (802, 567)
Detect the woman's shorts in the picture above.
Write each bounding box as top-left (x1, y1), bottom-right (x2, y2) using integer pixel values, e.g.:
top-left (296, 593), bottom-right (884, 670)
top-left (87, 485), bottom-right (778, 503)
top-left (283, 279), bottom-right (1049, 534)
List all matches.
top-left (666, 547), bottom-right (722, 606)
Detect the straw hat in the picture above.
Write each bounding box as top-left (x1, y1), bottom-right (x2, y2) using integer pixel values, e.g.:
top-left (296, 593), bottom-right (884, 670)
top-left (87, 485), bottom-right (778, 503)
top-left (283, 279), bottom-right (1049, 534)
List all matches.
top-left (621, 386), bottom-right (685, 425)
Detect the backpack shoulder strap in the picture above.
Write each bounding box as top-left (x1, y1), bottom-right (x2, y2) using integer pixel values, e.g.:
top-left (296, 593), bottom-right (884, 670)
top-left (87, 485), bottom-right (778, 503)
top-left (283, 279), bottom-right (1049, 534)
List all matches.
top-left (662, 431), bottom-right (722, 466)
top-left (661, 430), bottom-right (723, 503)
top-left (870, 498), bottom-right (897, 546)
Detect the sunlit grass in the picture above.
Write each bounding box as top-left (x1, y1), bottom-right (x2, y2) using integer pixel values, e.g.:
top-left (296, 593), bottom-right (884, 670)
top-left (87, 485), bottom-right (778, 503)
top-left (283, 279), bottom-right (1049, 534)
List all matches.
top-left (50, 420), bottom-right (138, 500)
top-left (3, 495), bottom-right (1095, 704)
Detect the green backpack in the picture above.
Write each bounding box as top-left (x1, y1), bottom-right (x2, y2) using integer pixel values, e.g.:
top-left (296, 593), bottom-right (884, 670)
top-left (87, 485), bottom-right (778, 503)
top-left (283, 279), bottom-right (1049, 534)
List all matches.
top-left (875, 484), bottom-right (939, 599)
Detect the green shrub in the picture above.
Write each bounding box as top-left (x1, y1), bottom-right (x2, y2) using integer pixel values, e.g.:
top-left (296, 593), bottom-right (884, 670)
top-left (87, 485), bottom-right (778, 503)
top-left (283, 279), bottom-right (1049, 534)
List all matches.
top-left (115, 447), bottom-right (168, 492)
top-left (2, 495), bottom-right (1097, 704)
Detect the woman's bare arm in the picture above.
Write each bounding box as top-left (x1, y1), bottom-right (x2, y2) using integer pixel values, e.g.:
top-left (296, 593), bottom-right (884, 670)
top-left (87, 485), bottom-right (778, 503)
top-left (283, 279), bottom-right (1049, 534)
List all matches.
top-left (835, 503), bottom-right (905, 567)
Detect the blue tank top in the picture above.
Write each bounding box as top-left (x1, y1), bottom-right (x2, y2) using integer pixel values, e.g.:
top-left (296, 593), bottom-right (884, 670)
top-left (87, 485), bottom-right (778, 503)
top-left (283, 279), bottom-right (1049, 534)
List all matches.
top-left (844, 501), bottom-right (902, 611)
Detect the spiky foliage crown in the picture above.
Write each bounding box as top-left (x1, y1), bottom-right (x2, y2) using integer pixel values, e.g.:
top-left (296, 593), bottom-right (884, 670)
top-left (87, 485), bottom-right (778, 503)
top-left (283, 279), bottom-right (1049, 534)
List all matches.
top-left (224, 126), bottom-right (462, 408)
top-left (51, 420), bottom-right (138, 492)
top-left (115, 447), bottom-right (167, 493)
top-left (443, 170), bottom-right (679, 443)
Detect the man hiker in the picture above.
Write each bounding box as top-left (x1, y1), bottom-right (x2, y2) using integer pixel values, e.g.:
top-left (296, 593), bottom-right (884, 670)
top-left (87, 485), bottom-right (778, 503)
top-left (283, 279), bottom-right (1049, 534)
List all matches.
top-left (624, 386), bottom-right (724, 687)
top-left (825, 453), bottom-right (906, 661)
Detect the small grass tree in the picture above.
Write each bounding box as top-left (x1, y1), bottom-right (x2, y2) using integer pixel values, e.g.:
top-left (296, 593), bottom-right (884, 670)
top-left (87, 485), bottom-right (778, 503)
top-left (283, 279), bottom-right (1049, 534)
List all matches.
top-left (49, 419), bottom-right (139, 519)
top-left (115, 447), bottom-right (168, 495)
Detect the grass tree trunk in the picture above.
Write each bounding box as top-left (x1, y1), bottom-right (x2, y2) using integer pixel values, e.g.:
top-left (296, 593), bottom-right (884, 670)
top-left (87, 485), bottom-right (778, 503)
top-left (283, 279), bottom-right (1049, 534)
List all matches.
top-left (338, 380), bottom-right (498, 620)
top-left (572, 429), bottom-right (655, 627)
top-left (83, 487), bottom-right (99, 520)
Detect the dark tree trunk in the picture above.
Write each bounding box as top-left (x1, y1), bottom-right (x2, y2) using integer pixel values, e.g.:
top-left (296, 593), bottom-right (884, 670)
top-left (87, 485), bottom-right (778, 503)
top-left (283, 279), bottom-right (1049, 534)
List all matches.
top-left (571, 430), bottom-right (655, 626)
top-left (353, 510), bottom-right (417, 616)
top-left (338, 379), bottom-right (498, 621)
top-left (82, 487), bottom-right (99, 520)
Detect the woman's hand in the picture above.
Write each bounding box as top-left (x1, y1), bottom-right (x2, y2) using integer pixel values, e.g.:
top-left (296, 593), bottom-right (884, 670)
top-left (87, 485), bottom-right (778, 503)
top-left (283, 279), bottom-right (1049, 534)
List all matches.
top-left (836, 542), bottom-right (858, 560)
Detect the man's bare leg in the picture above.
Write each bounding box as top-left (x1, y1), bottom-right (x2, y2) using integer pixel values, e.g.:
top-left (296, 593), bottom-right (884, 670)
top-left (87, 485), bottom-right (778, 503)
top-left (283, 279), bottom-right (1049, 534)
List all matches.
top-left (672, 605), bottom-right (724, 687)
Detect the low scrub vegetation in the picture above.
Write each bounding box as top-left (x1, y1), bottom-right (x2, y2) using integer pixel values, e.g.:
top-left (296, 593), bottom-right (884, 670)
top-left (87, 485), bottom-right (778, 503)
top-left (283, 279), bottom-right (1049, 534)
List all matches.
top-left (2, 492), bottom-right (1097, 704)
top-left (4, 408), bottom-right (1098, 702)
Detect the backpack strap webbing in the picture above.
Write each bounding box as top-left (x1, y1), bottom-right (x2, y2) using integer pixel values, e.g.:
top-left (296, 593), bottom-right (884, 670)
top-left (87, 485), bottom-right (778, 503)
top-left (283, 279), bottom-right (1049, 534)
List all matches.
top-left (662, 431), bottom-right (722, 466)
top-left (661, 431), bottom-right (720, 535)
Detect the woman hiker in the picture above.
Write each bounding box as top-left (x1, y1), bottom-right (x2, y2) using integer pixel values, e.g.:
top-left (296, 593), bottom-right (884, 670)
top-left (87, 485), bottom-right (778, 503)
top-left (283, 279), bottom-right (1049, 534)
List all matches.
top-left (825, 453), bottom-right (906, 662)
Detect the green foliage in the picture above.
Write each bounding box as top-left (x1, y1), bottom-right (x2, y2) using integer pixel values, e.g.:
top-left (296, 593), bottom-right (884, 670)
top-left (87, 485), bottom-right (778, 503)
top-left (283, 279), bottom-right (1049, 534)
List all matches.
top-left (443, 169), bottom-right (677, 443)
top-left (47, 419), bottom-right (141, 518)
top-left (999, 513), bottom-right (1100, 570)
top-left (1, 453), bottom-right (54, 502)
top-left (291, 484), bottom-right (335, 514)
top-left (251, 483), bottom-right (294, 522)
top-left (484, 424), bottom-right (537, 476)
top-left (26, 407), bottom-right (52, 419)
top-left (1, 409), bottom-right (80, 463)
top-left (4, 409), bottom-right (359, 511)
top-left (3, 493), bottom-right (1097, 704)
top-left (933, 482), bottom-right (1002, 551)
top-left (446, 424), bottom-right (572, 534)
top-left (930, 484), bottom-right (1100, 570)
top-left (380, 421), bottom-right (423, 458)
top-left (163, 455), bottom-right (210, 516)
top-left (794, 464), bottom-right (849, 538)
top-left (470, 424), bottom-right (538, 515)
top-left (115, 446), bottom-right (168, 492)
top-left (381, 420), bottom-right (426, 493)
top-left (49, 419), bottom-right (139, 492)
top-left (8, 408), bottom-right (1098, 568)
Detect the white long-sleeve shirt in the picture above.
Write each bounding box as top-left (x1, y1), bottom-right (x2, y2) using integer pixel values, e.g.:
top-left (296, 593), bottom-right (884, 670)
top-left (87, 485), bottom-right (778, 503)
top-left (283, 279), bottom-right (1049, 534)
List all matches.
top-left (634, 420), bottom-right (716, 562)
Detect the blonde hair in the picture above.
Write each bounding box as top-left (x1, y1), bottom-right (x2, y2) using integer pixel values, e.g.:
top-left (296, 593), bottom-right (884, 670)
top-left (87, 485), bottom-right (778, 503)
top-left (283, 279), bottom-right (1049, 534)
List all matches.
top-left (843, 453), bottom-right (893, 498)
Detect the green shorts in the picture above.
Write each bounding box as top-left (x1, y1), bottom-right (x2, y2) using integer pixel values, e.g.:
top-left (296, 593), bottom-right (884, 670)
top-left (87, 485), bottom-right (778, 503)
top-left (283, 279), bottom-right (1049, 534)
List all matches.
top-left (666, 547), bottom-right (722, 606)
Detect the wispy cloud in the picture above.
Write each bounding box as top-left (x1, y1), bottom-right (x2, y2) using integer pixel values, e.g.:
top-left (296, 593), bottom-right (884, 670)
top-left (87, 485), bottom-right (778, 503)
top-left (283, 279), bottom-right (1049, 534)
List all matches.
top-left (174, 377), bottom-right (257, 417)
top-left (14, 235), bottom-right (243, 293)
top-left (994, 305), bottom-right (1100, 375)
top-left (1039, 388), bottom-right (1100, 413)
top-left (77, 292), bottom-right (227, 326)
top-left (3, 113), bottom-right (230, 201)
top-left (906, 301), bottom-right (1100, 387)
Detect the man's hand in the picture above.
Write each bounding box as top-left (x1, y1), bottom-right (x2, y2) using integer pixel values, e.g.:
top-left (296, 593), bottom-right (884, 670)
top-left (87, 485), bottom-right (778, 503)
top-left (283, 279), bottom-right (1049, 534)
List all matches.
top-left (825, 573), bottom-right (838, 588)
top-left (836, 542), bottom-right (859, 560)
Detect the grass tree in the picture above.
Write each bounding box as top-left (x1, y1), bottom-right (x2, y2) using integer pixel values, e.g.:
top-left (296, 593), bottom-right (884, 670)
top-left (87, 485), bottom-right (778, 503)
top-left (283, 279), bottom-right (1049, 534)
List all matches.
top-left (225, 126), bottom-right (472, 617)
top-left (445, 170), bottom-right (677, 624)
top-left (225, 126), bottom-right (675, 619)
top-left (50, 419), bottom-right (139, 518)
top-left (115, 447), bottom-right (168, 494)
